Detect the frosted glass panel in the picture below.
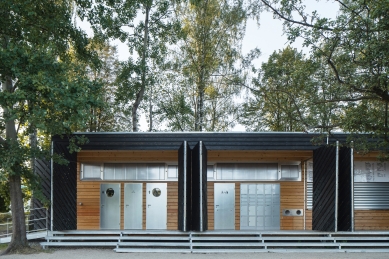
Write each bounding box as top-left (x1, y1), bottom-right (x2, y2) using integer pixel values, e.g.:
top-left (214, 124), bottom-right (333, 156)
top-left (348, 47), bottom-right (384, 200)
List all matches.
top-left (83, 164), bottom-right (101, 179)
top-left (216, 163), bottom-right (278, 180)
top-left (104, 164), bottom-right (115, 180)
top-left (207, 165), bottom-right (215, 179)
top-left (115, 164), bottom-right (125, 179)
top-left (148, 165), bottom-right (160, 180)
top-left (137, 164), bottom-right (147, 180)
top-left (280, 165), bottom-right (299, 179)
top-left (167, 165), bottom-right (177, 179)
top-left (102, 163), bottom-right (166, 180)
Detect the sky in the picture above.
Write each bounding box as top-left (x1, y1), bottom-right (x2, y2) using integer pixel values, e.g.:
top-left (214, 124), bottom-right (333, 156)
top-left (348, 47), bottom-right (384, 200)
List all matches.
top-left (78, 1), bottom-right (340, 132)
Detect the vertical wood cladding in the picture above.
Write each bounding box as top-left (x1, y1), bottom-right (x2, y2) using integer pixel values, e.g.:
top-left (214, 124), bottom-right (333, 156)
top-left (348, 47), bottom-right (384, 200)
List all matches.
top-left (192, 142), bottom-right (208, 231)
top-left (53, 142), bottom-right (77, 230)
top-left (312, 146), bottom-right (336, 231)
top-left (33, 159), bottom-right (51, 230)
top-left (178, 142), bottom-right (192, 231)
top-left (312, 146), bottom-right (352, 232)
top-left (338, 147), bottom-right (352, 231)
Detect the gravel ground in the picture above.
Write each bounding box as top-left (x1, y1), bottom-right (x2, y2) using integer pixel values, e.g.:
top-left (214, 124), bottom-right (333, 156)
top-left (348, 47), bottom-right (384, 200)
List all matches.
top-left (1, 247), bottom-right (389, 259)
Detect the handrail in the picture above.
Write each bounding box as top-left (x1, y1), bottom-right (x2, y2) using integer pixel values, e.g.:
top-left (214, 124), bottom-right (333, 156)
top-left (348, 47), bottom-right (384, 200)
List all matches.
top-left (0, 207), bottom-right (48, 239)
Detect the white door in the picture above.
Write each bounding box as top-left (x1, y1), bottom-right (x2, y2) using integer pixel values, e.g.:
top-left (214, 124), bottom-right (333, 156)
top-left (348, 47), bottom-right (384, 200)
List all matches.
top-left (214, 183), bottom-right (235, 230)
top-left (146, 183), bottom-right (167, 229)
top-left (100, 183), bottom-right (121, 229)
top-left (124, 183), bottom-right (143, 229)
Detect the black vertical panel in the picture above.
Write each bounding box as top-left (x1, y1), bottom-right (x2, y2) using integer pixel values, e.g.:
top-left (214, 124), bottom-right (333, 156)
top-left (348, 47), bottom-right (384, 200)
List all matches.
top-left (192, 141), bottom-right (208, 231)
top-left (338, 147), bottom-right (352, 231)
top-left (178, 141), bottom-right (192, 231)
top-left (33, 159), bottom-right (51, 230)
top-left (313, 146), bottom-right (336, 231)
top-left (53, 142), bottom-right (77, 230)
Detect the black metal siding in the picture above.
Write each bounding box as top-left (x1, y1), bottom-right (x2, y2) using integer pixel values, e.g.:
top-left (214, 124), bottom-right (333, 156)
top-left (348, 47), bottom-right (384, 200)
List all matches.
top-left (338, 147), bottom-right (352, 231)
top-left (52, 141), bottom-right (77, 230)
top-left (32, 159), bottom-right (51, 230)
top-left (312, 146), bottom-right (336, 231)
top-left (191, 142), bottom-right (208, 231)
top-left (54, 132), bottom-right (344, 151)
top-left (178, 142), bottom-right (192, 231)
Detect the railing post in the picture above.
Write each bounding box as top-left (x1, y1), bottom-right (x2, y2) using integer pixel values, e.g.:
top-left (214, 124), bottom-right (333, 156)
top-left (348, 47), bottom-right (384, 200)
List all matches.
top-left (46, 208), bottom-right (48, 234)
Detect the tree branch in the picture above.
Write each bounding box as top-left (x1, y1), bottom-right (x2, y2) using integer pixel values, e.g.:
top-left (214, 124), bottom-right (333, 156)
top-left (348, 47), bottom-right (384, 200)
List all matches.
top-left (314, 96), bottom-right (380, 104)
top-left (260, 0), bottom-right (334, 31)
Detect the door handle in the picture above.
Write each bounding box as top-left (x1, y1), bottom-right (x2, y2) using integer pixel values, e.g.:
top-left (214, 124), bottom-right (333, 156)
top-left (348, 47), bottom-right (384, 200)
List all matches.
top-left (148, 204), bottom-right (151, 208)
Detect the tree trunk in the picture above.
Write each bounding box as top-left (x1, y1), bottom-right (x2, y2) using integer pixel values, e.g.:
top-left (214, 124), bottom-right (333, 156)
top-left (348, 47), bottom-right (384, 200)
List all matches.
top-left (1, 76), bottom-right (29, 255)
top-left (132, 3), bottom-right (151, 132)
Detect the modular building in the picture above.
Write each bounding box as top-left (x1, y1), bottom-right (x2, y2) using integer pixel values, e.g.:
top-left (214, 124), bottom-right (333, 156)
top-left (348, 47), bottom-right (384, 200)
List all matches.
top-left (34, 132), bottom-right (389, 232)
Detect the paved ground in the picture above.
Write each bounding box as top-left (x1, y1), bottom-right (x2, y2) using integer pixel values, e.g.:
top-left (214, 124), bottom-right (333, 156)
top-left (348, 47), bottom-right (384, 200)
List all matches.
top-left (1, 248), bottom-right (389, 259)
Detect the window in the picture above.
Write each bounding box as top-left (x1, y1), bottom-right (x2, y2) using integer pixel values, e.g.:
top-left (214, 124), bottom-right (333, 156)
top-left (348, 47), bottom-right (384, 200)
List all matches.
top-left (216, 163), bottom-right (278, 180)
top-left (82, 164), bottom-right (102, 179)
top-left (167, 165), bottom-right (178, 179)
top-left (279, 164), bottom-right (300, 180)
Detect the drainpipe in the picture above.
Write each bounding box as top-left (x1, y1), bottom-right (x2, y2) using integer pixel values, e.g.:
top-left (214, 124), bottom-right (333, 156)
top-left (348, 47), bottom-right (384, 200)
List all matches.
top-left (50, 141), bottom-right (54, 231)
top-left (199, 141), bottom-right (203, 232)
top-left (351, 142), bottom-right (354, 232)
top-left (183, 141), bottom-right (188, 232)
top-left (335, 141), bottom-right (339, 232)
top-left (303, 161), bottom-right (306, 230)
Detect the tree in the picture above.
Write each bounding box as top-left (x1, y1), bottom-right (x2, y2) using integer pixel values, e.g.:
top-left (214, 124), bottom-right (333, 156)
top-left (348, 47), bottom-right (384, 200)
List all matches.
top-left (76, 41), bottom-right (129, 132)
top-left (86, 0), bottom-right (182, 132)
top-left (256, 0), bottom-right (389, 153)
top-left (240, 47), bottom-right (341, 132)
top-left (163, 0), bottom-right (255, 131)
top-left (0, 1), bottom-right (101, 253)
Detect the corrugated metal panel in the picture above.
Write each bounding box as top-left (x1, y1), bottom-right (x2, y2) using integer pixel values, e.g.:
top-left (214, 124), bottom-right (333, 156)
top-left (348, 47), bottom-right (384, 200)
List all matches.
top-left (307, 183), bottom-right (313, 210)
top-left (354, 182), bottom-right (389, 209)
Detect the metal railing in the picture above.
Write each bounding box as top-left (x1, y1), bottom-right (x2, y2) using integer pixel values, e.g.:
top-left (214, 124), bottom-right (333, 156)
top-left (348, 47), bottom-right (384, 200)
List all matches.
top-left (0, 207), bottom-right (48, 239)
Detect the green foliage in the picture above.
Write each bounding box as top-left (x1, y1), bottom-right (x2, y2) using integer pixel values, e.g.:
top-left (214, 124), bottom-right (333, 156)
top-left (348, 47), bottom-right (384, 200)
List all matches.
top-left (253, 0), bottom-right (389, 153)
top-left (86, 0), bottom-right (182, 132)
top-left (160, 0), bottom-right (256, 131)
top-left (0, 0), bottom-right (104, 248)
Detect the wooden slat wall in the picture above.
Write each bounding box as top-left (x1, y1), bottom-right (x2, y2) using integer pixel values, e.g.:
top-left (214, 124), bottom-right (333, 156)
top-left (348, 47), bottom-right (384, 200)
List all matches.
top-left (77, 162), bottom-right (100, 229)
top-left (355, 210), bottom-right (389, 230)
top-left (78, 150), bottom-right (313, 231)
top-left (77, 150), bottom-right (178, 230)
top-left (305, 210), bottom-right (312, 230)
top-left (280, 181), bottom-right (305, 230)
top-left (78, 150), bottom-right (178, 162)
top-left (207, 182), bottom-right (214, 230)
top-left (235, 183), bottom-right (240, 230)
top-left (167, 182), bottom-right (178, 230)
